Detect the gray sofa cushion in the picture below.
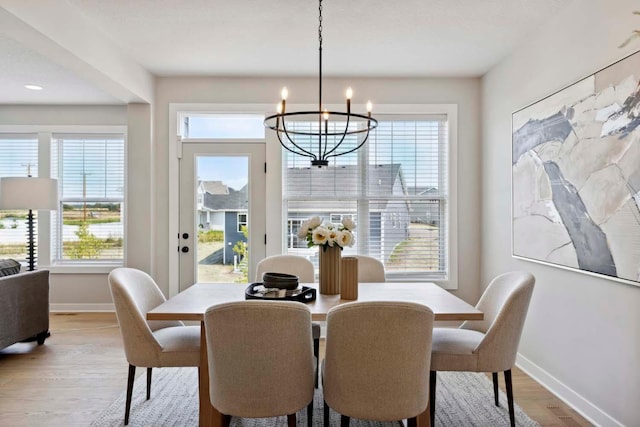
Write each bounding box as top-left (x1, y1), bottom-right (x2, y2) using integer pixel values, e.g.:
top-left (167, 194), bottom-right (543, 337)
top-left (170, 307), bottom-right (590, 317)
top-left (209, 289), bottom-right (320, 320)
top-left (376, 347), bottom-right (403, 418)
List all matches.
top-left (0, 259), bottom-right (21, 277)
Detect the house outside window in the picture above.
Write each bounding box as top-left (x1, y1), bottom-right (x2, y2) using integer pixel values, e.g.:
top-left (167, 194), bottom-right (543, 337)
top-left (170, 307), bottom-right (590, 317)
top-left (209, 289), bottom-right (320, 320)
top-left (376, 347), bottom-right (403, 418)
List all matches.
top-left (0, 130), bottom-right (126, 269)
top-left (282, 113), bottom-right (452, 282)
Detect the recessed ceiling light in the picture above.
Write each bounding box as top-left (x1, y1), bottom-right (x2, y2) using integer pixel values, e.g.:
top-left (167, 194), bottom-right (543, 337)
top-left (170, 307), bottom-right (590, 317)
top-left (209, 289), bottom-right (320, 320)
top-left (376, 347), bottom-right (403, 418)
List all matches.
top-left (24, 84), bottom-right (43, 91)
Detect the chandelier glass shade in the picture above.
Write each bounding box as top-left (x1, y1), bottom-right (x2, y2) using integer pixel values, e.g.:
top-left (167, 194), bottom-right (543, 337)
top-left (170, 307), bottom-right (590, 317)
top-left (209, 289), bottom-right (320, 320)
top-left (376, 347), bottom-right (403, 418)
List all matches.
top-left (263, 0), bottom-right (378, 167)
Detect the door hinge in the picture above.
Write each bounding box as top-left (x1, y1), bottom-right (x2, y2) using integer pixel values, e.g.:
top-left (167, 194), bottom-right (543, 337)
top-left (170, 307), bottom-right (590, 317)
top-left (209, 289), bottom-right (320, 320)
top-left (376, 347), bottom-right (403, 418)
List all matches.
top-left (264, 162), bottom-right (267, 173)
top-left (264, 234), bottom-right (267, 245)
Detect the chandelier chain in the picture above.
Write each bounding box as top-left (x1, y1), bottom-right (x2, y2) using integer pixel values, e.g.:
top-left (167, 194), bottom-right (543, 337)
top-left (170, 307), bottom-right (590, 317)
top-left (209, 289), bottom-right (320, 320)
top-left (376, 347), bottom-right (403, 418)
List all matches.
top-left (318, 0), bottom-right (323, 47)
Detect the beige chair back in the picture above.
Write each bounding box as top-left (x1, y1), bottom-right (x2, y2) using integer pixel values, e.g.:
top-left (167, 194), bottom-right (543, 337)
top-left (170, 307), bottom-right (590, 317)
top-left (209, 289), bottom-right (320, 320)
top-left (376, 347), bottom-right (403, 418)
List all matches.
top-left (353, 255), bottom-right (386, 282)
top-left (204, 301), bottom-right (315, 418)
top-left (323, 301), bottom-right (434, 421)
top-left (255, 254), bottom-right (315, 283)
top-left (108, 268), bottom-right (183, 367)
top-left (461, 271), bottom-right (535, 371)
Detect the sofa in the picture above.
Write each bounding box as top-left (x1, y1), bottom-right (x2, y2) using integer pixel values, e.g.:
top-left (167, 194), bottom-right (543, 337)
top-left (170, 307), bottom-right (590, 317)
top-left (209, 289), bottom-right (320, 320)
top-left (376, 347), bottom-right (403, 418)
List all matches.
top-left (0, 267), bottom-right (50, 350)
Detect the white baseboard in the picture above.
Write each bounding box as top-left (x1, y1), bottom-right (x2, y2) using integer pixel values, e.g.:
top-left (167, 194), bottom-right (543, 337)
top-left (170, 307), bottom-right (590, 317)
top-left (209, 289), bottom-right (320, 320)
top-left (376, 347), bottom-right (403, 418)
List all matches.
top-left (51, 303), bottom-right (114, 312)
top-left (516, 353), bottom-right (623, 427)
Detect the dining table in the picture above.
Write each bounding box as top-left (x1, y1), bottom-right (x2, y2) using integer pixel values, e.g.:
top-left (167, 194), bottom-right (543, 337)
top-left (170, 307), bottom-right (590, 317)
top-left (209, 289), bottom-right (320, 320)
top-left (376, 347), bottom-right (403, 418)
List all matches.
top-left (147, 282), bottom-right (483, 427)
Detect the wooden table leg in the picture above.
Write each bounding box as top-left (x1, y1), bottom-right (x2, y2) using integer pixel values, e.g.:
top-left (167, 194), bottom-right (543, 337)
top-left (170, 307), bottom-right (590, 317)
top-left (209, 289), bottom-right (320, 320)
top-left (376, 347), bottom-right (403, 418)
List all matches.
top-left (416, 405), bottom-right (431, 427)
top-left (199, 322), bottom-right (223, 427)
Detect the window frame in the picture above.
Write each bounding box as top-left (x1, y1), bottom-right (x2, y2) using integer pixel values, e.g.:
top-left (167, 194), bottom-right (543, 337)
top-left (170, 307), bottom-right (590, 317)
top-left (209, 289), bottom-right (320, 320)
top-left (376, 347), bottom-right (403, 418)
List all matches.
top-left (277, 104), bottom-right (458, 289)
top-left (0, 125), bottom-right (127, 273)
top-left (237, 213), bottom-right (248, 232)
top-left (168, 103), bottom-right (457, 296)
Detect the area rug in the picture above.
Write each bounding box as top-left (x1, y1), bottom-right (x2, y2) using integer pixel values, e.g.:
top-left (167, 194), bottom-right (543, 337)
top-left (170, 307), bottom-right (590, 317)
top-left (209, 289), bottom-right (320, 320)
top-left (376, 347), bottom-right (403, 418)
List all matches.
top-left (90, 368), bottom-right (540, 426)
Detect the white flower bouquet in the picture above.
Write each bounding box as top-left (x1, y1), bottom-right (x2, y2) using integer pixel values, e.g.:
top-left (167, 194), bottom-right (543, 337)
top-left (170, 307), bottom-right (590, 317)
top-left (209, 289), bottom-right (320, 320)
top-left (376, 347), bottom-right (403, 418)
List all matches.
top-left (296, 216), bottom-right (355, 250)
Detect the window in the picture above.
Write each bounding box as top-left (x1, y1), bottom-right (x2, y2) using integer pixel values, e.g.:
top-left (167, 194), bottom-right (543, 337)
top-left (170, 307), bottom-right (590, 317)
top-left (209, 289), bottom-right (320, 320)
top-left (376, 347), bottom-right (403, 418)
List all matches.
top-left (237, 213), bottom-right (247, 232)
top-left (0, 134), bottom-right (39, 261)
top-left (52, 134), bottom-right (125, 263)
top-left (182, 114), bottom-right (265, 139)
top-left (0, 130), bottom-right (126, 268)
top-left (283, 114), bottom-right (451, 281)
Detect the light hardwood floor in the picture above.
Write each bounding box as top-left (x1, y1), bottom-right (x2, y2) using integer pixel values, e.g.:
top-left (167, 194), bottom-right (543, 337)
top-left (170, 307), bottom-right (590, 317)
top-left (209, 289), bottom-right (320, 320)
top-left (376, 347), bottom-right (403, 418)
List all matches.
top-left (0, 313), bottom-right (591, 427)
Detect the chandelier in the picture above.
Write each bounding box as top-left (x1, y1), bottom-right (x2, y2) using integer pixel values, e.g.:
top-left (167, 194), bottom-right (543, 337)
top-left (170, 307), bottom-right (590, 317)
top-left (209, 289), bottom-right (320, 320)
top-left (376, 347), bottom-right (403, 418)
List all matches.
top-left (264, 0), bottom-right (378, 167)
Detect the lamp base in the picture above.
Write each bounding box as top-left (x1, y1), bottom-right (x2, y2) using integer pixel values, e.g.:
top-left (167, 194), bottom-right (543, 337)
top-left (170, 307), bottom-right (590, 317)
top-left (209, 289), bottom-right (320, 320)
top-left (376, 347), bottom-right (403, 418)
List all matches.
top-left (25, 209), bottom-right (36, 271)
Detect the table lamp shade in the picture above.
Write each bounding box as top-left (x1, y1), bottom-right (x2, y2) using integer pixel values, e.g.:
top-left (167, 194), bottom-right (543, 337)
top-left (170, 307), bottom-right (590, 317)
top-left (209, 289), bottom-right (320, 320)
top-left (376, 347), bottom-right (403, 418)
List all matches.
top-left (0, 177), bottom-right (59, 210)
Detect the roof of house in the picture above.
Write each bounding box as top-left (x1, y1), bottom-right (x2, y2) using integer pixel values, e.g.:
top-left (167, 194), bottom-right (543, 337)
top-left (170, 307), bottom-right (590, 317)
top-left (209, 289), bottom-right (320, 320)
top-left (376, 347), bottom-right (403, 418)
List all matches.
top-left (200, 181), bottom-right (229, 195)
top-left (285, 163), bottom-right (403, 196)
top-left (203, 184), bottom-right (247, 211)
top-left (286, 164), bottom-right (408, 212)
top-left (201, 164), bottom-right (411, 213)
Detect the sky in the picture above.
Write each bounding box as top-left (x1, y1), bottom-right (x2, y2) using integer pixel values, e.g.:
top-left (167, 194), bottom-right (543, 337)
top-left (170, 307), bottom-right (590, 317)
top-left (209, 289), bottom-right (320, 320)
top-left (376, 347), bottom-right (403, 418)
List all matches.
top-left (197, 156), bottom-right (248, 190)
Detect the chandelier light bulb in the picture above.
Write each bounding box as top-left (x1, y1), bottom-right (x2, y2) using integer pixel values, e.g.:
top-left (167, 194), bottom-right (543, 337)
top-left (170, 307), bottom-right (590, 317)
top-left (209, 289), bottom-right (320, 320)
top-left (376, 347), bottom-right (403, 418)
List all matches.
top-left (281, 87), bottom-right (289, 101)
top-left (322, 109), bottom-right (330, 121)
top-left (346, 87), bottom-right (353, 100)
top-left (366, 101), bottom-right (373, 112)
top-left (277, 102), bottom-right (283, 114)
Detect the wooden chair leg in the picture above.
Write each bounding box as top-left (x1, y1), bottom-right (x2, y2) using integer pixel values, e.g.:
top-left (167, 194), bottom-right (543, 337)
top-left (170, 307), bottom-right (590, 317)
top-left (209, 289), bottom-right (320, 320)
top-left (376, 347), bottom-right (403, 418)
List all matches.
top-left (124, 364), bottom-right (136, 425)
top-left (222, 413), bottom-right (231, 427)
top-left (407, 416), bottom-right (417, 427)
top-left (324, 400), bottom-right (330, 427)
top-left (313, 337), bottom-right (320, 388)
top-left (492, 372), bottom-right (500, 406)
top-left (341, 414), bottom-right (350, 427)
top-left (307, 399), bottom-right (314, 426)
top-left (429, 370), bottom-right (437, 427)
top-left (287, 413), bottom-right (297, 427)
top-left (146, 367), bottom-right (153, 400)
top-left (504, 369), bottom-right (516, 427)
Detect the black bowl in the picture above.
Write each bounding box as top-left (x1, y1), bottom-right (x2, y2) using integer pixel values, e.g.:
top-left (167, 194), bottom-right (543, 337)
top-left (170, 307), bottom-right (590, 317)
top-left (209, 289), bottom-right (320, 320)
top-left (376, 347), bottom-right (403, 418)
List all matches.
top-left (262, 272), bottom-right (299, 290)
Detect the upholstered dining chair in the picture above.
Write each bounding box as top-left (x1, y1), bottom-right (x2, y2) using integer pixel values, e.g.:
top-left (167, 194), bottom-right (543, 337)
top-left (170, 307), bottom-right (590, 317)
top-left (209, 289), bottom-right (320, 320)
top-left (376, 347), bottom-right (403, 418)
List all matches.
top-left (322, 301), bottom-right (434, 427)
top-left (203, 300), bottom-right (315, 427)
top-left (352, 255), bottom-right (386, 282)
top-left (429, 271), bottom-right (535, 427)
top-left (108, 268), bottom-right (200, 425)
top-left (255, 254), bottom-right (321, 387)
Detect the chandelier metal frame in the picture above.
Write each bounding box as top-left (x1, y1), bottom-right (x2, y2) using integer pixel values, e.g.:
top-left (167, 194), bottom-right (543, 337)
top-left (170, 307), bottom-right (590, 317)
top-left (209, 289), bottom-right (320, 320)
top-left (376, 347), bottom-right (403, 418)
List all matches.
top-left (263, 0), bottom-right (378, 167)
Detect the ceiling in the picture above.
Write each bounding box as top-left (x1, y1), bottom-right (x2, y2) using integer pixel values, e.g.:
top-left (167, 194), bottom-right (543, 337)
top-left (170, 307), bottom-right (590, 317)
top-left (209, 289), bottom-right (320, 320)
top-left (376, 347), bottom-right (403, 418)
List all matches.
top-left (0, 0), bottom-right (574, 105)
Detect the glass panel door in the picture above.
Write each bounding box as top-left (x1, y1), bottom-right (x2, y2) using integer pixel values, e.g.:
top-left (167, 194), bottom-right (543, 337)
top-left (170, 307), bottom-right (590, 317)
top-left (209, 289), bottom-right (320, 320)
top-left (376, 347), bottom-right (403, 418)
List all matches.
top-left (178, 142), bottom-right (265, 292)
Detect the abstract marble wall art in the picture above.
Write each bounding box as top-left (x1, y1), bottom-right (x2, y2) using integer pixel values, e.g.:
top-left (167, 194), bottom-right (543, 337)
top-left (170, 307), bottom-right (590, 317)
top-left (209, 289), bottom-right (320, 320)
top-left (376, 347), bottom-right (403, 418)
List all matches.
top-left (512, 50), bottom-right (640, 286)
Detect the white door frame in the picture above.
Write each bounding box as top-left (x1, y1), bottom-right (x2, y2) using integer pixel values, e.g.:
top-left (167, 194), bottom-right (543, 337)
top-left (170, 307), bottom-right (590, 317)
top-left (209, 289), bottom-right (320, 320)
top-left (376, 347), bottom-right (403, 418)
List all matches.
top-left (168, 103), bottom-right (282, 297)
top-left (178, 141), bottom-right (265, 291)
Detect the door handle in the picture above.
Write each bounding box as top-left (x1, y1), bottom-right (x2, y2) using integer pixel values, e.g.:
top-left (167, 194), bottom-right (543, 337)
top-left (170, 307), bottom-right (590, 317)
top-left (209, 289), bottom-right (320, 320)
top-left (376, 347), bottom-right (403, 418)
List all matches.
top-left (181, 246), bottom-right (189, 253)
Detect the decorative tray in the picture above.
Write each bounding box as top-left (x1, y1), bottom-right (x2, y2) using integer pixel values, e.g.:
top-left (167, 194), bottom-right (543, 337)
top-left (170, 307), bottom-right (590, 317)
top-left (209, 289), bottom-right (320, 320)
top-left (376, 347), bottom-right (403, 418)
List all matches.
top-left (245, 283), bottom-right (317, 303)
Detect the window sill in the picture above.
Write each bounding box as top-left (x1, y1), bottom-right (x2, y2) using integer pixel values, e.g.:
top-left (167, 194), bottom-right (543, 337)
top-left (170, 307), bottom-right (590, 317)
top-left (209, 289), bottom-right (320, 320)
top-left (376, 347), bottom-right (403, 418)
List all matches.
top-left (43, 263), bottom-right (123, 275)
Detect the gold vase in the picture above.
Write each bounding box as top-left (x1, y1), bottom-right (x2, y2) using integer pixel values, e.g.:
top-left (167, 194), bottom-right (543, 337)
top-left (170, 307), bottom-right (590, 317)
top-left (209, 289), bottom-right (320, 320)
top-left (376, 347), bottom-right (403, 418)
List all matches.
top-left (319, 245), bottom-right (341, 295)
top-left (340, 256), bottom-right (358, 300)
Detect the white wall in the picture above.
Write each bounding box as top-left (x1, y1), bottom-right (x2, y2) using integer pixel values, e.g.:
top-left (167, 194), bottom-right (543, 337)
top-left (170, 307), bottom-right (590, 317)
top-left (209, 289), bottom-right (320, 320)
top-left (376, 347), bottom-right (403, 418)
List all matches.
top-left (482, 1), bottom-right (640, 425)
top-left (154, 76), bottom-right (482, 303)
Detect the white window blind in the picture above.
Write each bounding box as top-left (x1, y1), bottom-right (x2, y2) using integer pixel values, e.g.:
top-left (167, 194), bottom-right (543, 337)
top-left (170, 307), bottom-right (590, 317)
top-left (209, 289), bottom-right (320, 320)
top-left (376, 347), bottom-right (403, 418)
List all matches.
top-left (0, 134), bottom-right (39, 261)
top-left (52, 134), bottom-right (125, 262)
top-left (283, 115), bottom-right (449, 280)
